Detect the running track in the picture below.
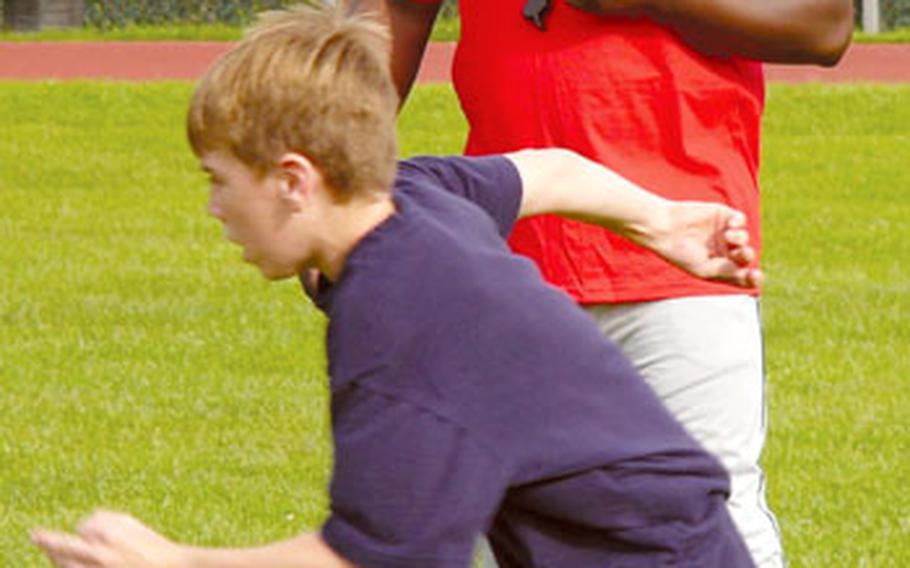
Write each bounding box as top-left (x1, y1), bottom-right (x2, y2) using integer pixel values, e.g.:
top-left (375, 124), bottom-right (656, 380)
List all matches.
top-left (2, 42), bottom-right (910, 82)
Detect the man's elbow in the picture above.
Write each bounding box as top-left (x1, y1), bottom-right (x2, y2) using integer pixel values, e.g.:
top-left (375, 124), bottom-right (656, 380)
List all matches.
top-left (804, 0), bottom-right (855, 66)
top-left (810, 22), bottom-right (854, 67)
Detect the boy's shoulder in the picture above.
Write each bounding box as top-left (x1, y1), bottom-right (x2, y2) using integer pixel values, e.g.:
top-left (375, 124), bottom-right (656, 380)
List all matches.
top-left (322, 164), bottom-right (526, 392)
top-left (395, 154), bottom-right (522, 239)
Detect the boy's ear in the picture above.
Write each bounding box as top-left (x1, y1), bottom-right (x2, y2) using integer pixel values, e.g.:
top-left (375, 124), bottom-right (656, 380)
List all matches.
top-left (276, 152), bottom-right (321, 210)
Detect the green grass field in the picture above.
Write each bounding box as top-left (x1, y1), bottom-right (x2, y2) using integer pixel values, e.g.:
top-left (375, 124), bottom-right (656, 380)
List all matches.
top-left (1, 82), bottom-right (907, 566)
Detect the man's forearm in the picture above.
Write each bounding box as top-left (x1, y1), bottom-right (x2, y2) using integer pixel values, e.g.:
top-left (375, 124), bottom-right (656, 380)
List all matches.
top-left (345, 0), bottom-right (439, 103)
top-left (647, 0), bottom-right (854, 65)
top-left (385, 0), bottom-right (441, 102)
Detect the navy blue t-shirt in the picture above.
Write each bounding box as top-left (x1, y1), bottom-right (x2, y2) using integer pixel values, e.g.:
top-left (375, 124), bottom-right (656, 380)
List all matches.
top-left (317, 156), bottom-right (750, 567)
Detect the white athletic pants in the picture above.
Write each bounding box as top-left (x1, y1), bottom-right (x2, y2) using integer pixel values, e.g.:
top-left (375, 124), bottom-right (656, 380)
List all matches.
top-left (478, 295), bottom-right (783, 568)
top-left (586, 295), bottom-right (783, 568)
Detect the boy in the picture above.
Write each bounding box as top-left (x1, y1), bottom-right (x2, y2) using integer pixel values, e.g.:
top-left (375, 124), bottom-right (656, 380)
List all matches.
top-left (33, 5), bottom-right (761, 567)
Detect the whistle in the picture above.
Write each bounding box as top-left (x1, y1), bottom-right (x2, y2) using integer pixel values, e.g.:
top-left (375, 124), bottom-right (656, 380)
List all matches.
top-left (523, 0), bottom-right (552, 30)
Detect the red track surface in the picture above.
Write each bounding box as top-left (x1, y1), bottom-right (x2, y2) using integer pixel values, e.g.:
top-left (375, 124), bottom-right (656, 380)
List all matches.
top-left (1, 41), bottom-right (909, 83)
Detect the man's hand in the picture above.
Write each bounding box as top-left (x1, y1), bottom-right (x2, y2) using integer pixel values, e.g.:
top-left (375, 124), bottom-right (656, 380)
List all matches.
top-left (32, 511), bottom-right (185, 568)
top-left (642, 201), bottom-right (763, 288)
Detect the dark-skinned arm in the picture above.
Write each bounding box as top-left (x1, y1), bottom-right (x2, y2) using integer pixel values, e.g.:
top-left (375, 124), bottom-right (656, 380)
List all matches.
top-left (346, 0), bottom-right (441, 103)
top-left (569, 0), bottom-right (854, 66)
top-left (378, 0), bottom-right (442, 103)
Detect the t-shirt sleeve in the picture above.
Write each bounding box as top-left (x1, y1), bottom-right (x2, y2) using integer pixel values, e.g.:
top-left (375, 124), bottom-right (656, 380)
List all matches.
top-left (322, 384), bottom-right (508, 568)
top-left (399, 155), bottom-right (523, 238)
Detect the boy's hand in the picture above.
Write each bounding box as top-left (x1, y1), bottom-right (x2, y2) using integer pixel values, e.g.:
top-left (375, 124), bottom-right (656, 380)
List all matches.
top-left (510, 148), bottom-right (759, 288)
top-left (642, 202), bottom-right (763, 288)
top-left (32, 510), bottom-right (185, 568)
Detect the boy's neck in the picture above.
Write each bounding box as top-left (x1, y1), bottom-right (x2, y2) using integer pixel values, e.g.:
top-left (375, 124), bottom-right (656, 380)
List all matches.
top-left (315, 192), bottom-right (396, 282)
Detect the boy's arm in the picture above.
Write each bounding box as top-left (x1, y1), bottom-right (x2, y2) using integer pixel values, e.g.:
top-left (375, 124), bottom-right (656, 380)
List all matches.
top-left (569, 0), bottom-right (854, 66)
top-left (506, 149), bottom-right (762, 288)
top-left (32, 511), bottom-right (356, 568)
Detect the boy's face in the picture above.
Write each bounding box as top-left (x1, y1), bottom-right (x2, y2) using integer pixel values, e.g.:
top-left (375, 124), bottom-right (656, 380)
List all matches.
top-left (201, 151), bottom-right (313, 280)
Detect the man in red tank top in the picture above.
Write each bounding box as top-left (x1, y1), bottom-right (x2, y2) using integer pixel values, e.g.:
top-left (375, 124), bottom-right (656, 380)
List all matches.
top-left (377, 1), bottom-right (853, 566)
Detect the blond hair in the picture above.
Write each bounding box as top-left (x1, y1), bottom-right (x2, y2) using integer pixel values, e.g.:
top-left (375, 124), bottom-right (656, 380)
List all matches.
top-left (187, 3), bottom-right (399, 195)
